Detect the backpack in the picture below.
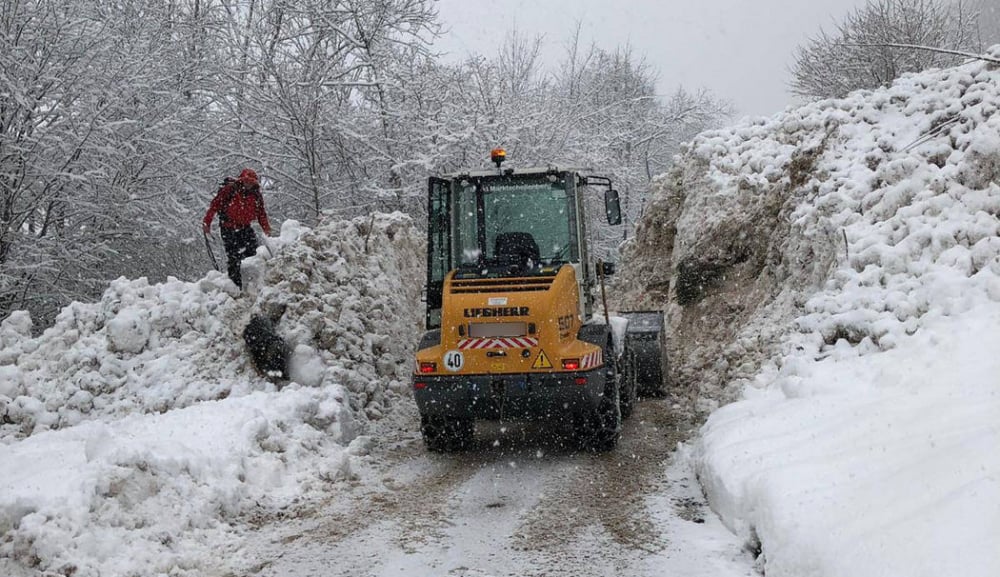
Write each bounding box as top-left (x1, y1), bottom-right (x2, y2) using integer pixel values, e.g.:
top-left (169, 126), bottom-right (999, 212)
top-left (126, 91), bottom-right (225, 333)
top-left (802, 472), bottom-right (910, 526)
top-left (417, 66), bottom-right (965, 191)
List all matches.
top-left (217, 177), bottom-right (261, 225)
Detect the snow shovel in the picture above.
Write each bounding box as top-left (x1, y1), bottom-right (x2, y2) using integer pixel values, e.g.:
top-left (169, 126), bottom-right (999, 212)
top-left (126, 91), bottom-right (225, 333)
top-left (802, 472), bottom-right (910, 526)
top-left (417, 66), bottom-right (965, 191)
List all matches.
top-left (204, 232), bottom-right (221, 272)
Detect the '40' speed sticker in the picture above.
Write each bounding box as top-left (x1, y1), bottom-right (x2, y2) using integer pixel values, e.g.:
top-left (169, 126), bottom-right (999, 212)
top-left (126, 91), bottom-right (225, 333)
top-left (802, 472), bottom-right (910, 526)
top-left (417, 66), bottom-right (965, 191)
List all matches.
top-left (443, 350), bottom-right (464, 372)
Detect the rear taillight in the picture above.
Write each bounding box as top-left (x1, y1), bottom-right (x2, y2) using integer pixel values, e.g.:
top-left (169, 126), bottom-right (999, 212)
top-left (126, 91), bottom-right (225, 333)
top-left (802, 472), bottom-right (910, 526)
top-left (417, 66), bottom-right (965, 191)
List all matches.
top-left (418, 362), bottom-right (436, 374)
top-left (562, 359), bottom-right (580, 370)
top-left (574, 377), bottom-right (587, 386)
top-left (414, 381), bottom-right (427, 390)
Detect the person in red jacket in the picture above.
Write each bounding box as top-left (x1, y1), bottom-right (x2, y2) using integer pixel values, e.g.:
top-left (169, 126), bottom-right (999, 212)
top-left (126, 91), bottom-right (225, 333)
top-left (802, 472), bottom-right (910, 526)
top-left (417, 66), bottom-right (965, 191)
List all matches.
top-left (203, 168), bottom-right (271, 288)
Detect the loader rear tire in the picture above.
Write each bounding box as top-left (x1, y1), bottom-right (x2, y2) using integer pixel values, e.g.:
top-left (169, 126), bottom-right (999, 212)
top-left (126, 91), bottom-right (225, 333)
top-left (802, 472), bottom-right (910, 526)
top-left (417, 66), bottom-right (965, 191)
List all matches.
top-left (620, 348), bottom-right (637, 420)
top-left (586, 383), bottom-right (621, 452)
top-left (575, 350), bottom-right (621, 452)
top-left (421, 416), bottom-right (474, 453)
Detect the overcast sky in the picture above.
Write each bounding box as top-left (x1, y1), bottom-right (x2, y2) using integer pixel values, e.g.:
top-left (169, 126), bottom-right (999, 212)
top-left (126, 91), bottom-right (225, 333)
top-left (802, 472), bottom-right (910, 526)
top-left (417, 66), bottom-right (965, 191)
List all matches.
top-left (432, 0), bottom-right (876, 118)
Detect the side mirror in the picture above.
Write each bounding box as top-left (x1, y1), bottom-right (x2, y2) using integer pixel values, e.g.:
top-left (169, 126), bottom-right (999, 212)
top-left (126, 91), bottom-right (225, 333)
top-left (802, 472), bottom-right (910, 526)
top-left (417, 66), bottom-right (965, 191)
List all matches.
top-left (604, 189), bottom-right (622, 225)
top-left (599, 261), bottom-right (616, 276)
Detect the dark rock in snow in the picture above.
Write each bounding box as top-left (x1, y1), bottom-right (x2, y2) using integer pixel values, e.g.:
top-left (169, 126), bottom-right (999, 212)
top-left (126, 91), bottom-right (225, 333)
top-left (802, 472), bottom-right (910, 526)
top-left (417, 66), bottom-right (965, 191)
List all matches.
top-left (243, 314), bottom-right (289, 382)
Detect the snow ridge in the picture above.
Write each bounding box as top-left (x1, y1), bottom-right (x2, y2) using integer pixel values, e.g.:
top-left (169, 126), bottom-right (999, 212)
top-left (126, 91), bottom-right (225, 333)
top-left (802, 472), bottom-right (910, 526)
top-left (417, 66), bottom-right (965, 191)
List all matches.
top-left (620, 48), bottom-right (1000, 576)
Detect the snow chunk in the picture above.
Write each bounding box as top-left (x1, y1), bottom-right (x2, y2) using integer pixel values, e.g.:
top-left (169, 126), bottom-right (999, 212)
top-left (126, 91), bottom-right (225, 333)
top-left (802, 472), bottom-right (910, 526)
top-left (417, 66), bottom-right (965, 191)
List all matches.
top-left (105, 307), bottom-right (151, 354)
top-left (0, 311), bottom-right (32, 364)
top-left (288, 344), bottom-right (326, 388)
top-left (0, 366), bottom-right (23, 398)
top-left (1, 310), bottom-right (32, 342)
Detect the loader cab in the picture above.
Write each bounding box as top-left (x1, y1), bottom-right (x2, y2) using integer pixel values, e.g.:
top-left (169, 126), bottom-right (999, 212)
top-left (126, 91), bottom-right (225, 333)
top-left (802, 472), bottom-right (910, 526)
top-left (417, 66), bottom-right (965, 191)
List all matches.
top-left (426, 167), bottom-right (617, 329)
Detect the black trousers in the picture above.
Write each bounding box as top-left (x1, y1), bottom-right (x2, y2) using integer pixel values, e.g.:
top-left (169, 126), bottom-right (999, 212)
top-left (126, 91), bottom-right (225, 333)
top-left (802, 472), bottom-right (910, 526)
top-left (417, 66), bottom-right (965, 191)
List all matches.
top-left (220, 227), bottom-right (258, 287)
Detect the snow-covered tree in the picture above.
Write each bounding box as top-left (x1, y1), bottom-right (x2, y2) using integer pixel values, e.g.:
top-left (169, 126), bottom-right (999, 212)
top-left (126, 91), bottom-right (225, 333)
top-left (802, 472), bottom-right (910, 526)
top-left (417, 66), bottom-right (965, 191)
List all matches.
top-left (791, 0), bottom-right (982, 100)
top-left (207, 0), bottom-right (441, 223)
top-left (0, 0), bottom-right (221, 324)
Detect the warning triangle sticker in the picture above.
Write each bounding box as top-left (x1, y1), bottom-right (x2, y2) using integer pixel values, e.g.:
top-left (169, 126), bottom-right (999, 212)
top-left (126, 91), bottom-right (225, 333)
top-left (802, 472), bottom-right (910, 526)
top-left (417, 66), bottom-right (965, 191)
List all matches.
top-left (532, 349), bottom-right (553, 369)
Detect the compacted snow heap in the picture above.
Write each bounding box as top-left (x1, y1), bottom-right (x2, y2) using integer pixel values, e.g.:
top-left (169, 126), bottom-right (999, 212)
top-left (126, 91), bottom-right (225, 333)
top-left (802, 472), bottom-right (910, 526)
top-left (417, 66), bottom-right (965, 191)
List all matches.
top-left (619, 49), bottom-right (1000, 577)
top-left (0, 212), bottom-right (424, 576)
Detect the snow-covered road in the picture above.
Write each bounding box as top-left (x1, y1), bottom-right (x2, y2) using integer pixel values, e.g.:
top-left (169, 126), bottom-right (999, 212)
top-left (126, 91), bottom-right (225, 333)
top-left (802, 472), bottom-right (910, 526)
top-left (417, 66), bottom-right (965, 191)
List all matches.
top-left (238, 399), bottom-right (755, 577)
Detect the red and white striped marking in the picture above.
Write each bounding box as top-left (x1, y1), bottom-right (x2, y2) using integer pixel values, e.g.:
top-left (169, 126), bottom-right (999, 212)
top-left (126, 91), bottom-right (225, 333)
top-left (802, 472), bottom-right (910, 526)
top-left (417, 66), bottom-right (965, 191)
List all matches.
top-left (580, 349), bottom-right (603, 370)
top-left (458, 337), bottom-right (539, 350)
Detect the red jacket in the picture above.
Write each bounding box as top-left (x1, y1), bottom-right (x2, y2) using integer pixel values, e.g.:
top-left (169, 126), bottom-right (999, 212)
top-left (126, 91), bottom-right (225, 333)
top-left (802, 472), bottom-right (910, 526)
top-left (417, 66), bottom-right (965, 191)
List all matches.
top-left (204, 182), bottom-right (271, 235)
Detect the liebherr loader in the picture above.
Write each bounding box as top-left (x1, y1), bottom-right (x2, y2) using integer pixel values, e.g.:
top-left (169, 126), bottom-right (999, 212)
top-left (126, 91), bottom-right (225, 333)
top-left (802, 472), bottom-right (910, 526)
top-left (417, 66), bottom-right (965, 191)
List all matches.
top-left (412, 150), bottom-right (665, 452)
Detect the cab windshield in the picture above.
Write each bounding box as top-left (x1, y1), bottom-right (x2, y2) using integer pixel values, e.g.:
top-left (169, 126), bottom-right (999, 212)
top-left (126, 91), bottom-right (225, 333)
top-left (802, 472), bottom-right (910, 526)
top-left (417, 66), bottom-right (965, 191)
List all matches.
top-left (454, 176), bottom-right (579, 273)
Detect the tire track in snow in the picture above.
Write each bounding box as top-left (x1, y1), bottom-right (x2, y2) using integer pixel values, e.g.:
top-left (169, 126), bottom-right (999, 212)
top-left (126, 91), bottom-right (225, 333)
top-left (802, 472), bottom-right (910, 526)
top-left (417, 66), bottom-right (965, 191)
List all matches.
top-left (507, 399), bottom-right (697, 576)
top-left (527, 405), bottom-right (685, 544)
top-left (239, 398), bottom-right (745, 577)
top-left (244, 408), bottom-right (484, 575)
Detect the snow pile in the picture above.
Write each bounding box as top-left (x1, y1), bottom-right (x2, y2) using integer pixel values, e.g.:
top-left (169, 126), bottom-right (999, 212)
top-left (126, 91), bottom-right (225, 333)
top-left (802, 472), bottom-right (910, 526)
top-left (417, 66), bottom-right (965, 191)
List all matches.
top-left (1, 273), bottom-right (254, 437)
top-left (619, 48), bottom-right (1000, 576)
top-left (251, 211), bottom-right (424, 418)
top-left (0, 212), bottom-right (424, 576)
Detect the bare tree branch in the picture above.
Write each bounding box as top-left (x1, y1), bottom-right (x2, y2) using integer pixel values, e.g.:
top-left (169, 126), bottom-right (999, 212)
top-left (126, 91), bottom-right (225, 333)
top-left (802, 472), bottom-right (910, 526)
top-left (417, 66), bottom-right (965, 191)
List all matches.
top-left (842, 41), bottom-right (1000, 62)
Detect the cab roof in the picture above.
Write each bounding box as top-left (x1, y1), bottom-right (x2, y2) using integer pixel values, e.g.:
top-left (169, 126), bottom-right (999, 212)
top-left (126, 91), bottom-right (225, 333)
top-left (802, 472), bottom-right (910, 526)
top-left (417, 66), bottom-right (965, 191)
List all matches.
top-left (438, 166), bottom-right (594, 179)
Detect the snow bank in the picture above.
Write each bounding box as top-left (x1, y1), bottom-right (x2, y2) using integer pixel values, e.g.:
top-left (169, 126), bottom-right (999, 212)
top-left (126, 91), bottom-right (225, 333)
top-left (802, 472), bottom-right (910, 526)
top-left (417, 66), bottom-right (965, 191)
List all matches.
top-left (1, 273), bottom-right (253, 437)
top-left (698, 305), bottom-right (1000, 576)
top-left (0, 387), bottom-right (352, 576)
top-left (619, 48), bottom-right (1000, 576)
top-left (0, 212), bottom-right (424, 575)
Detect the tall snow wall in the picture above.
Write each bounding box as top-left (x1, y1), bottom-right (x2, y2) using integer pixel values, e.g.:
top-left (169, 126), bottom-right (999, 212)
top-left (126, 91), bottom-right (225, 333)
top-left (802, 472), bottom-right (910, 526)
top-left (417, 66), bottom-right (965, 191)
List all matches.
top-left (0, 212), bottom-right (425, 576)
top-left (1, 212), bottom-right (424, 439)
top-left (617, 48), bottom-right (1000, 577)
top-left (618, 48), bottom-right (1000, 410)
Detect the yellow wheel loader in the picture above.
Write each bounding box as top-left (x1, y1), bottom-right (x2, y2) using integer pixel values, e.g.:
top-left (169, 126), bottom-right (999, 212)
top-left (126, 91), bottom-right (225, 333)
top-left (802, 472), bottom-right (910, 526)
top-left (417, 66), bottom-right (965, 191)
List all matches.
top-left (412, 151), bottom-right (665, 452)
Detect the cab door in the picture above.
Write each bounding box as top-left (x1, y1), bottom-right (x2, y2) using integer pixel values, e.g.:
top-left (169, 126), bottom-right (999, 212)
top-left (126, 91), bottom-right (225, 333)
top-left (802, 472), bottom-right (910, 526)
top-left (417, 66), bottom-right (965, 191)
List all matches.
top-left (426, 177), bottom-right (452, 329)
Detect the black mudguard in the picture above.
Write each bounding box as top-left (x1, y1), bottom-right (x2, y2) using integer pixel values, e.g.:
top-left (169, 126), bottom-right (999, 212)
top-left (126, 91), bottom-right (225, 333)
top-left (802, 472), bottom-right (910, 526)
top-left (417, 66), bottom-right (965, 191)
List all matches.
top-left (416, 329), bottom-right (441, 351)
